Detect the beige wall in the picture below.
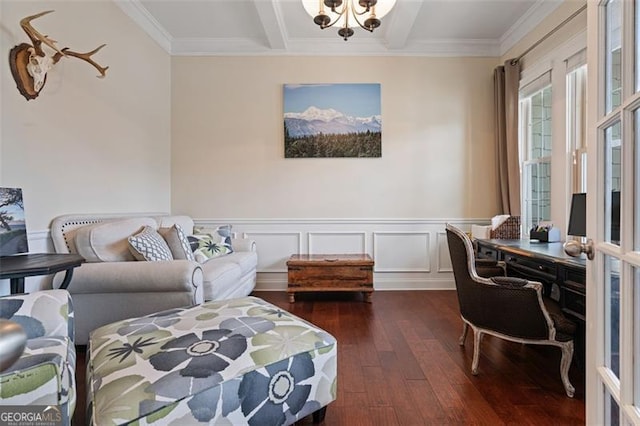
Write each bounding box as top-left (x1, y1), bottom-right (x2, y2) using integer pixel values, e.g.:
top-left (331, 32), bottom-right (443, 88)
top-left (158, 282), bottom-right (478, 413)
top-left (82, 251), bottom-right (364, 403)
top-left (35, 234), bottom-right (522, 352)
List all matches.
top-left (0, 1), bottom-right (171, 230)
top-left (171, 56), bottom-right (499, 219)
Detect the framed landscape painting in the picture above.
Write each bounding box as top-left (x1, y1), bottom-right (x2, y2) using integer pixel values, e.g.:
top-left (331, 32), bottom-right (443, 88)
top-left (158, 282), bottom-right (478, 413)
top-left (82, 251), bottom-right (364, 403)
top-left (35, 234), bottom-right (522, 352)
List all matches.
top-left (0, 187), bottom-right (28, 257)
top-left (284, 83), bottom-right (381, 158)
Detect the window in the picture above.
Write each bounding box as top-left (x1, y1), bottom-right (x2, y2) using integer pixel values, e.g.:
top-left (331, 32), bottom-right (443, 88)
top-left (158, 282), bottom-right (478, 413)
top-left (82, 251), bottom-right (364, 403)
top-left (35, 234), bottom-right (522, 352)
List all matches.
top-left (567, 63), bottom-right (588, 193)
top-left (517, 32), bottom-right (586, 239)
top-left (520, 84), bottom-right (553, 231)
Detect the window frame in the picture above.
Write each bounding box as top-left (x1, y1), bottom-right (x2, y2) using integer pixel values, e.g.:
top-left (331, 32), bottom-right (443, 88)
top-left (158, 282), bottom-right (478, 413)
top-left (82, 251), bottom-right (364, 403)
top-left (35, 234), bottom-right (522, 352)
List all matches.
top-left (516, 29), bottom-right (587, 239)
top-left (520, 84), bottom-right (553, 232)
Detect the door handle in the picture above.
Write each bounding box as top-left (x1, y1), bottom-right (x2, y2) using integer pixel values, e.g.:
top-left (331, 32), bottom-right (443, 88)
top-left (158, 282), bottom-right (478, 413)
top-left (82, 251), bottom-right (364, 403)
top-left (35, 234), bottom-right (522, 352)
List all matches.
top-left (564, 239), bottom-right (594, 260)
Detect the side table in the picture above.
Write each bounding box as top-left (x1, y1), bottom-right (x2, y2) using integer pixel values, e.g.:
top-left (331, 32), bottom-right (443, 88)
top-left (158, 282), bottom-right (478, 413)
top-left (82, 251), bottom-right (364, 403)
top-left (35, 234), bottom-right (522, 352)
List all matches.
top-left (0, 253), bottom-right (85, 294)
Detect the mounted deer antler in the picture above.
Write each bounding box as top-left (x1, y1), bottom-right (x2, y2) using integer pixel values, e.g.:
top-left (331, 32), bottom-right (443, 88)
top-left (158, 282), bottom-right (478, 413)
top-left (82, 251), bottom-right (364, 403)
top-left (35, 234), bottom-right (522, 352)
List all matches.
top-left (9, 10), bottom-right (108, 100)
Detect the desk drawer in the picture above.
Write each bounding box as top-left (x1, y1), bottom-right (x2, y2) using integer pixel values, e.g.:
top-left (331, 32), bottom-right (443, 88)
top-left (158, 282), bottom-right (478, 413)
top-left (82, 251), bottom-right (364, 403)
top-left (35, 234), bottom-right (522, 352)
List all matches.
top-left (564, 267), bottom-right (586, 286)
top-left (477, 243), bottom-right (499, 261)
top-left (562, 285), bottom-right (586, 320)
top-left (504, 255), bottom-right (557, 282)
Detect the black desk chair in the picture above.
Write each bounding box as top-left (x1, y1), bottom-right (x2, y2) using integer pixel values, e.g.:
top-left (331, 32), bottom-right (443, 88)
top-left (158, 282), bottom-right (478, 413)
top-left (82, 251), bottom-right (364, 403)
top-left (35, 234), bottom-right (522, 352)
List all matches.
top-left (445, 223), bottom-right (576, 397)
top-left (474, 258), bottom-right (506, 278)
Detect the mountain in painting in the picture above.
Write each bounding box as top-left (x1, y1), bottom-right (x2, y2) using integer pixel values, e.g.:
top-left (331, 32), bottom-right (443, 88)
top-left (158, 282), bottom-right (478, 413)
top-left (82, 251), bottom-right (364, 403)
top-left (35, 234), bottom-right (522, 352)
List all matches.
top-left (284, 106), bottom-right (381, 137)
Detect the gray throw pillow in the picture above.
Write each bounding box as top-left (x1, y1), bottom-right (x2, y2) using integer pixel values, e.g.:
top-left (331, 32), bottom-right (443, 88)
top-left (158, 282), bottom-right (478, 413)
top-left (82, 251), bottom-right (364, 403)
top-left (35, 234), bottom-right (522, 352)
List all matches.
top-left (128, 226), bottom-right (174, 261)
top-left (159, 224), bottom-right (195, 261)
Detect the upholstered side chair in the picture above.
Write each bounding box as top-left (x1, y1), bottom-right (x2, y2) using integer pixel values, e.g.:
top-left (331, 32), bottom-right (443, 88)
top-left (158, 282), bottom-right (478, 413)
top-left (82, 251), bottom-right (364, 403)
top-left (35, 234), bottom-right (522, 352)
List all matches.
top-left (445, 223), bottom-right (576, 397)
top-left (0, 290), bottom-right (76, 422)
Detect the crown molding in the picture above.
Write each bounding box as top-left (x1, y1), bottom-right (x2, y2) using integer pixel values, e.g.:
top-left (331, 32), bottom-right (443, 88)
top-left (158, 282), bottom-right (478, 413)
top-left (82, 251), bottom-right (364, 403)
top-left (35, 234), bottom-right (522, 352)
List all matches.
top-left (398, 39), bottom-right (500, 57)
top-left (114, 0), bottom-right (557, 58)
top-left (171, 38), bottom-right (287, 56)
top-left (114, 0), bottom-right (173, 54)
top-left (170, 37), bottom-right (500, 57)
top-left (499, 0), bottom-right (564, 57)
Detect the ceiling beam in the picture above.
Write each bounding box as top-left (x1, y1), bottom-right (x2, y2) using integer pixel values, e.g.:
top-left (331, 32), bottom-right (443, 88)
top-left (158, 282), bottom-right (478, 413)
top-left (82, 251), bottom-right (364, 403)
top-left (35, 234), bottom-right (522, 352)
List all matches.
top-left (384, 0), bottom-right (424, 50)
top-left (114, 0), bottom-right (173, 54)
top-left (253, 0), bottom-right (288, 50)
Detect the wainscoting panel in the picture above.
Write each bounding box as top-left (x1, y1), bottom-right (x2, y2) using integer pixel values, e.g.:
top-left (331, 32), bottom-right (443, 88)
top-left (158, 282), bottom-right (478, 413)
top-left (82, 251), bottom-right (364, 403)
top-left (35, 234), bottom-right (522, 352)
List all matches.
top-left (372, 232), bottom-right (430, 272)
top-left (308, 231), bottom-right (366, 254)
top-left (248, 232), bottom-right (302, 272)
top-left (196, 218), bottom-right (488, 291)
top-left (437, 231), bottom-right (453, 273)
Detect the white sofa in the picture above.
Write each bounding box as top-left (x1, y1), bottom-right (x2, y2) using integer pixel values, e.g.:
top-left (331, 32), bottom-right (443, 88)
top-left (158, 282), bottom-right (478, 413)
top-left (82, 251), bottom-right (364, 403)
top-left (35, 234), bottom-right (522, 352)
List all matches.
top-left (50, 213), bottom-right (257, 344)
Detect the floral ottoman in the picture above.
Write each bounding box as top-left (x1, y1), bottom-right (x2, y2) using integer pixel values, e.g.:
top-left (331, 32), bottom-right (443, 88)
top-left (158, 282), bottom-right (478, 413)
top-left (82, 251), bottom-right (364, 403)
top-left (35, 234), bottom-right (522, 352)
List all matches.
top-left (86, 296), bottom-right (337, 425)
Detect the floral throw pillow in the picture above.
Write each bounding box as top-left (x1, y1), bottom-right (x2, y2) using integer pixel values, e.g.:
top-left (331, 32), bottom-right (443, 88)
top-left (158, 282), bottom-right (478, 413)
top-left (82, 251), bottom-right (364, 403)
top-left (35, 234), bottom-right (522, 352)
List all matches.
top-left (188, 225), bottom-right (234, 262)
top-left (128, 226), bottom-right (174, 262)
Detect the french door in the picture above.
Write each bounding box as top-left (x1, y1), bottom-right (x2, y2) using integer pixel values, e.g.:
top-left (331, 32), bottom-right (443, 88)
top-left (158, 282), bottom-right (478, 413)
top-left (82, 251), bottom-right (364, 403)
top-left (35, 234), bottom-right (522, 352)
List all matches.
top-left (586, 0), bottom-right (640, 423)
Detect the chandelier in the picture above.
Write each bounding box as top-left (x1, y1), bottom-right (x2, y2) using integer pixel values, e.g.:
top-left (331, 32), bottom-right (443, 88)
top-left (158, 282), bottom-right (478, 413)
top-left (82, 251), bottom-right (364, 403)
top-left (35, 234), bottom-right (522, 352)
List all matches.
top-left (302, 0), bottom-right (397, 41)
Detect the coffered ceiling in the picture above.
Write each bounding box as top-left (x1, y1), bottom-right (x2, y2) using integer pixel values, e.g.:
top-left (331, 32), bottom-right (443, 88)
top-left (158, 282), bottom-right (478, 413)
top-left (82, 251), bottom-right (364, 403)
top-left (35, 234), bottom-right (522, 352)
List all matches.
top-left (115, 0), bottom-right (564, 56)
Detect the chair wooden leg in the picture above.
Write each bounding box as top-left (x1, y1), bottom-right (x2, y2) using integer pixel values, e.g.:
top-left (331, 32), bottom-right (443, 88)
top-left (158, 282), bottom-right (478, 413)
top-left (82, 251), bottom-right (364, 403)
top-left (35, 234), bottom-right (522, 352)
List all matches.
top-left (559, 341), bottom-right (575, 398)
top-left (471, 328), bottom-right (483, 375)
top-left (459, 321), bottom-right (469, 346)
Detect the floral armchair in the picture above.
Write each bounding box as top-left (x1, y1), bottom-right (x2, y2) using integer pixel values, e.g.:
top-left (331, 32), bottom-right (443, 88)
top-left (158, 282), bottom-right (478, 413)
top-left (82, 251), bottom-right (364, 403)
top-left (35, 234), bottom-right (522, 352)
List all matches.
top-left (0, 290), bottom-right (76, 423)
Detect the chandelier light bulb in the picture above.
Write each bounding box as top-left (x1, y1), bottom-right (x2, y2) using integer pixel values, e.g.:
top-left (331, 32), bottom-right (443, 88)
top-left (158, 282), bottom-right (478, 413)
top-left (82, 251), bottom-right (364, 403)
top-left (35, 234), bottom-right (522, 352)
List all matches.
top-left (302, 0), bottom-right (396, 40)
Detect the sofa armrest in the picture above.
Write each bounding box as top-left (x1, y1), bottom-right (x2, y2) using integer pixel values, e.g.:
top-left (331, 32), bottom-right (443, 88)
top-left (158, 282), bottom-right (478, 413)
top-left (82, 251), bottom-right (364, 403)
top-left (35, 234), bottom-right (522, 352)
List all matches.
top-left (231, 238), bottom-right (256, 252)
top-left (61, 260), bottom-right (203, 296)
top-left (0, 289), bottom-right (73, 340)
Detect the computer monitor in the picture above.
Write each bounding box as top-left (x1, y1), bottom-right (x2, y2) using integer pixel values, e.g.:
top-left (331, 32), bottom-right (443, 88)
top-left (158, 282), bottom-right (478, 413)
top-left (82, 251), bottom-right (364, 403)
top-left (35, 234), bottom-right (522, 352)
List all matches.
top-left (567, 193), bottom-right (586, 237)
top-left (567, 191), bottom-right (621, 242)
top-left (611, 191), bottom-right (620, 244)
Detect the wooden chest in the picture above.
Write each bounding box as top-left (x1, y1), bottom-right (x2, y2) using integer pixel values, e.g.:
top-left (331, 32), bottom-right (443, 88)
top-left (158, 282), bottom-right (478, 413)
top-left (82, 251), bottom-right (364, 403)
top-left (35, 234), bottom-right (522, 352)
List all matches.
top-left (286, 254), bottom-right (374, 303)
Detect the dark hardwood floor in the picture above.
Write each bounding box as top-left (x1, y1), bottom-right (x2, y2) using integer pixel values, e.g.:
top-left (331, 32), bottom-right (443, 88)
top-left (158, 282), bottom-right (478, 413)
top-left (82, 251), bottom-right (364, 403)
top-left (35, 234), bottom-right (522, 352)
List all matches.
top-left (73, 290), bottom-right (585, 425)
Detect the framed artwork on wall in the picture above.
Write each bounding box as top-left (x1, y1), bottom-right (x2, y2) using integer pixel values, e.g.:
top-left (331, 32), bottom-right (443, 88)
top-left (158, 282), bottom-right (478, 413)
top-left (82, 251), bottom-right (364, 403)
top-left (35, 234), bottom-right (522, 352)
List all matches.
top-left (284, 83), bottom-right (382, 158)
top-left (0, 188), bottom-right (28, 257)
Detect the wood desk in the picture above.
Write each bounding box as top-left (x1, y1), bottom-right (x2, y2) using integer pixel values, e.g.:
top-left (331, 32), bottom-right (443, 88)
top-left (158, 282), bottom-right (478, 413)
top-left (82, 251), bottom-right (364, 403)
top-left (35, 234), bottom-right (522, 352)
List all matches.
top-left (476, 239), bottom-right (587, 363)
top-left (0, 253), bottom-right (85, 294)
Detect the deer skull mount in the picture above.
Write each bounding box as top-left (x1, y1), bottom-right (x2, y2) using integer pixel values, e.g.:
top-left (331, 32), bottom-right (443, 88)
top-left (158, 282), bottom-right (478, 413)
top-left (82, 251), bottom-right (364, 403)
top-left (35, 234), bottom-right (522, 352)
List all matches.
top-left (9, 10), bottom-right (108, 100)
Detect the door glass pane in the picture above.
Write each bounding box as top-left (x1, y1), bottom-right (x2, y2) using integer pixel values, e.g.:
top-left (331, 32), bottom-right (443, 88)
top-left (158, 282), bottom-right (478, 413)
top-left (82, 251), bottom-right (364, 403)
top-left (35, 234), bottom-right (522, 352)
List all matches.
top-left (635, 267), bottom-right (640, 407)
top-left (568, 66), bottom-right (588, 193)
top-left (606, 387), bottom-right (621, 425)
top-left (637, 0), bottom-right (640, 92)
top-left (579, 151), bottom-right (588, 191)
top-left (636, 110), bottom-right (640, 249)
top-left (605, 254), bottom-right (621, 378)
top-left (605, 122), bottom-right (622, 245)
top-left (607, 0), bottom-right (623, 112)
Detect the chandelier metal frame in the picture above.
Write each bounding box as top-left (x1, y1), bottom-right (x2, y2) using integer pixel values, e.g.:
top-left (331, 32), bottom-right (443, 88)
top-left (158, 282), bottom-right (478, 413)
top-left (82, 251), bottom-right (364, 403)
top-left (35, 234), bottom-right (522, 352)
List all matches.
top-left (303, 0), bottom-right (396, 41)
